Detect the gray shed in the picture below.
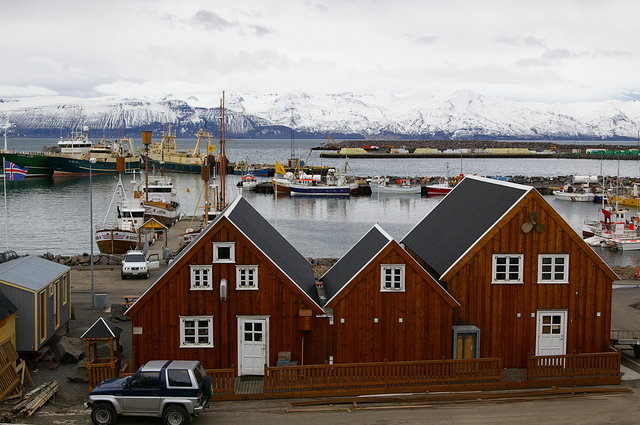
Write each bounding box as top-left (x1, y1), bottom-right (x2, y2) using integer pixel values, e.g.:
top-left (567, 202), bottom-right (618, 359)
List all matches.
top-left (0, 256), bottom-right (71, 352)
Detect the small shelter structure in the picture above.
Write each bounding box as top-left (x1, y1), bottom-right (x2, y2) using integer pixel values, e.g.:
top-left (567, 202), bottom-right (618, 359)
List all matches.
top-left (81, 317), bottom-right (124, 390)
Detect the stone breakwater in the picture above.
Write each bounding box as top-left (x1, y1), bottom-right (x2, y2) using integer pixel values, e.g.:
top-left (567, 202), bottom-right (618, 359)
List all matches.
top-left (40, 252), bottom-right (123, 267)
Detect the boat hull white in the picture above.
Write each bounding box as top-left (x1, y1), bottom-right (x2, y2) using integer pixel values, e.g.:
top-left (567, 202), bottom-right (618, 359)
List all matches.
top-left (553, 191), bottom-right (594, 202)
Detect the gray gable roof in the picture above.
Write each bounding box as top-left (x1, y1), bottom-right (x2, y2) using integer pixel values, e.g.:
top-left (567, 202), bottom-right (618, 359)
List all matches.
top-left (81, 317), bottom-right (123, 339)
top-left (321, 224), bottom-right (392, 304)
top-left (127, 195), bottom-right (320, 313)
top-left (0, 292), bottom-right (17, 321)
top-left (402, 176), bottom-right (530, 278)
top-left (227, 197), bottom-right (318, 305)
top-left (0, 256), bottom-right (70, 291)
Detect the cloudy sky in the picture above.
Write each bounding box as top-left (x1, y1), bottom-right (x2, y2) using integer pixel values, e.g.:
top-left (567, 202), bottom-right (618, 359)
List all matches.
top-left (1, 0), bottom-right (638, 104)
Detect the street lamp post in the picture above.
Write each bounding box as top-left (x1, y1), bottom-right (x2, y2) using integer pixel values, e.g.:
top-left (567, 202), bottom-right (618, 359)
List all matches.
top-left (89, 157), bottom-right (96, 308)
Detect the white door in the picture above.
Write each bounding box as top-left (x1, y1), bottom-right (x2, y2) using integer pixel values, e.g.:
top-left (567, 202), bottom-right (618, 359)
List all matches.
top-left (238, 318), bottom-right (268, 375)
top-left (535, 310), bottom-right (567, 356)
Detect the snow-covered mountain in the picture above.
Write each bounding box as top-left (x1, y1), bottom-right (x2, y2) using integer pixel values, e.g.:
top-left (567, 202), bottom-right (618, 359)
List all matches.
top-left (1, 91), bottom-right (639, 140)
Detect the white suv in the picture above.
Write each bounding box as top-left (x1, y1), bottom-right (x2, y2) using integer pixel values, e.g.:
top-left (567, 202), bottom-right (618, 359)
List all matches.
top-left (121, 250), bottom-right (159, 279)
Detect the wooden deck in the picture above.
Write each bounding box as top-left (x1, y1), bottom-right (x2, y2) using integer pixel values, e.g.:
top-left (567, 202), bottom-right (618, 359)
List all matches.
top-left (210, 351), bottom-right (622, 401)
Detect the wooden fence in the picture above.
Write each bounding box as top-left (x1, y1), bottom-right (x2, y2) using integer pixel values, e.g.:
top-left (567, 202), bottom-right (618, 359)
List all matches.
top-left (205, 367), bottom-right (235, 395)
top-left (527, 351), bottom-right (620, 379)
top-left (264, 358), bottom-right (501, 393)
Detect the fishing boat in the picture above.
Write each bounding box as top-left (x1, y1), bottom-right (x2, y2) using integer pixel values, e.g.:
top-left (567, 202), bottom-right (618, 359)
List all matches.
top-left (95, 175), bottom-right (151, 254)
top-left (289, 165), bottom-right (357, 197)
top-left (425, 181), bottom-right (454, 196)
top-left (369, 176), bottom-right (421, 195)
top-left (552, 185), bottom-right (595, 202)
top-left (610, 183), bottom-right (640, 207)
top-left (134, 175), bottom-right (181, 226)
top-left (240, 173), bottom-right (258, 190)
top-left (0, 122), bottom-right (53, 178)
top-left (424, 173), bottom-right (463, 196)
top-left (46, 128), bottom-right (140, 175)
top-left (144, 126), bottom-right (213, 173)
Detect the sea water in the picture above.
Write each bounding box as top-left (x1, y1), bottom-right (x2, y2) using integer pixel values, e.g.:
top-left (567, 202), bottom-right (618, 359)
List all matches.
top-left (1, 138), bottom-right (640, 268)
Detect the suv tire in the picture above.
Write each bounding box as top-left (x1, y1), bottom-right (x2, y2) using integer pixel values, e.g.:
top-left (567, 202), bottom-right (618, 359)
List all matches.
top-left (163, 405), bottom-right (190, 425)
top-left (91, 402), bottom-right (117, 425)
top-left (121, 273), bottom-right (126, 280)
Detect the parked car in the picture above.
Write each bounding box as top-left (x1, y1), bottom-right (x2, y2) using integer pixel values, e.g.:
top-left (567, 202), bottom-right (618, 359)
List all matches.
top-left (86, 360), bottom-right (213, 425)
top-left (121, 250), bottom-right (160, 279)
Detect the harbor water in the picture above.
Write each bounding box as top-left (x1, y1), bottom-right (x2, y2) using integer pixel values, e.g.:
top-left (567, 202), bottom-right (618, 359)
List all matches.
top-left (2, 138), bottom-right (640, 268)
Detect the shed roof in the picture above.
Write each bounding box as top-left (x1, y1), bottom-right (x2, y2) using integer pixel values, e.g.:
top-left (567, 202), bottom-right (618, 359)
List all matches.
top-left (0, 292), bottom-right (17, 321)
top-left (401, 176), bottom-right (530, 278)
top-left (321, 224), bottom-right (392, 303)
top-left (80, 317), bottom-right (123, 339)
top-left (0, 256), bottom-right (70, 292)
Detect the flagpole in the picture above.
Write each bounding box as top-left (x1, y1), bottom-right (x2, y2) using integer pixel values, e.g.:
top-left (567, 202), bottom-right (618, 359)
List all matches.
top-left (3, 157), bottom-right (7, 251)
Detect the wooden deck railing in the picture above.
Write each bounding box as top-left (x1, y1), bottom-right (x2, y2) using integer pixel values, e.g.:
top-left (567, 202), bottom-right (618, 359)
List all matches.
top-left (527, 350), bottom-right (620, 379)
top-left (264, 358), bottom-right (501, 392)
top-left (205, 367), bottom-right (235, 394)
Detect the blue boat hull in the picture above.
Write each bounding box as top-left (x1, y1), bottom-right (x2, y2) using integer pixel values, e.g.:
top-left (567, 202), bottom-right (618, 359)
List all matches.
top-left (289, 185), bottom-right (351, 197)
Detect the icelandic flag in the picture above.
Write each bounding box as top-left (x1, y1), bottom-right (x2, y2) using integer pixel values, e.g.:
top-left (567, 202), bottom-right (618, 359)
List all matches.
top-left (4, 160), bottom-right (28, 181)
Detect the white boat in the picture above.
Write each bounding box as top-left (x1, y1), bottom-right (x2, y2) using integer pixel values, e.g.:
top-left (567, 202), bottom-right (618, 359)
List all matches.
top-left (582, 206), bottom-right (640, 250)
top-left (241, 173), bottom-right (258, 190)
top-left (95, 175), bottom-right (152, 254)
top-left (289, 165), bottom-right (357, 197)
top-left (553, 186), bottom-right (595, 202)
top-left (136, 175), bottom-right (180, 226)
top-left (369, 176), bottom-right (421, 195)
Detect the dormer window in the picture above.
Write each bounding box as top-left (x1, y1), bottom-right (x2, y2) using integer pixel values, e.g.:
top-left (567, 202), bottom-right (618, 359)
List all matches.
top-left (213, 242), bottom-right (235, 263)
top-left (381, 264), bottom-right (405, 292)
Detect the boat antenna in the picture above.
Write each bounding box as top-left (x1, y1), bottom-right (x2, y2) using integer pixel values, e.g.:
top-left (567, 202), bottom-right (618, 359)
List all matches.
top-left (218, 91), bottom-right (227, 209)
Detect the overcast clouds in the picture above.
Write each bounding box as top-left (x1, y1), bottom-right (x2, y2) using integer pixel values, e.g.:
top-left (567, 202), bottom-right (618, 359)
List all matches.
top-left (0, 0), bottom-right (638, 104)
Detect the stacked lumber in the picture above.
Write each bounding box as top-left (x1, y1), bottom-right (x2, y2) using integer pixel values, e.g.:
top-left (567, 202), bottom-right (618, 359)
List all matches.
top-left (11, 381), bottom-right (58, 416)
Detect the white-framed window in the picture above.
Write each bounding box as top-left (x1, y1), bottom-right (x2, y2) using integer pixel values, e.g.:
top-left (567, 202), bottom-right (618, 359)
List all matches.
top-left (381, 264), bottom-right (405, 292)
top-left (190, 266), bottom-right (213, 290)
top-left (236, 266), bottom-right (259, 290)
top-left (213, 242), bottom-right (235, 263)
top-left (492, 254), bottom-right (524, 284)
top-left (179, 316), bottom-right (213, 348)
top-left (538, 254), bottom-right (569, 283)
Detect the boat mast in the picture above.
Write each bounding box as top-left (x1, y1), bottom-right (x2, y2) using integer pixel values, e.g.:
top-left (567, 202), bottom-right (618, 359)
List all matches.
top-left (141, 130), bottom-right (152, 202)
top-left (218, 91), bottom-right (227, 209)
top-left (2, 122), bottom-right (11, 152)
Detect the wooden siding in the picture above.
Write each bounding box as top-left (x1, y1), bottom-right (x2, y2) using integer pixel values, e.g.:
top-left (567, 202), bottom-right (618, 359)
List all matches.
top-left (0, 285), bottom-right (35, 352)
top-left (441, 191), bottom-right (615, 368)
top-left (0, 315), bottom-right (15, 349)
top-left (130, 217), bottom-right (325, 372)
top-left (327, 242), bottom-right (456, 363)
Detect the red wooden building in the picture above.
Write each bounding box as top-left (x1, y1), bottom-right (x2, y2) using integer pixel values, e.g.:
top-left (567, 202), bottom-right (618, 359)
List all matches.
top-left (126, 197), bottom-right (325, 374)
top-left (319, 224), bottom-right (458, 363)
top-left (402, 175), bottom-right (618, 368)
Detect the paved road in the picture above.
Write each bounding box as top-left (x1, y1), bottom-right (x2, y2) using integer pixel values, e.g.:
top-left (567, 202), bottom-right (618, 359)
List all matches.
top-left (15, 386), bottom-right (640, 425)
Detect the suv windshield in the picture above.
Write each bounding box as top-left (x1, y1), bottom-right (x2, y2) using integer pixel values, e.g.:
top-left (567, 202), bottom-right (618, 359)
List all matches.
top-left (125, 253), bottom-right (145, 262)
